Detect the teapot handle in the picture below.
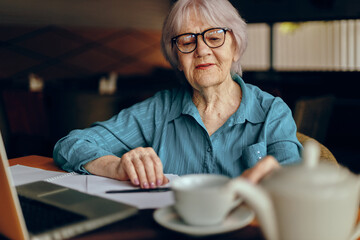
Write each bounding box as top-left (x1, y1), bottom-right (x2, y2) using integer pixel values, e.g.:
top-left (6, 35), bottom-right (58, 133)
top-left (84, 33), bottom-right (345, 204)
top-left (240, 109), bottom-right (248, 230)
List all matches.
top-left (349, 222), bottom-right (360, 240)
top-left (228, 178), bottom-right (278, 240)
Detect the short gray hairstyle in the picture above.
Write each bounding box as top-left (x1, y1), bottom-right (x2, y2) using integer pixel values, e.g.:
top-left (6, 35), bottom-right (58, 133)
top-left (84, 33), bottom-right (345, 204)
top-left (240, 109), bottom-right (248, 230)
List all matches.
top-left (161, 0), bottom-right (248, 77)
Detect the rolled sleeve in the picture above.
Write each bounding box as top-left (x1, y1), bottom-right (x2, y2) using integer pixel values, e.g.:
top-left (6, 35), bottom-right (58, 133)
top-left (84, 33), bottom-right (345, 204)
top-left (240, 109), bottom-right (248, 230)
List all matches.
top-left (52, 90), bottom-right (173, 173)
top-left (53, 127), bottom-right (121, 173)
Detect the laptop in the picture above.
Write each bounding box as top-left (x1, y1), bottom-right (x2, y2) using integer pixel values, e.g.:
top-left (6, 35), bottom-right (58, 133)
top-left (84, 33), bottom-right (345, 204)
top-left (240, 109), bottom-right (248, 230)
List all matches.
top-left (0, 132), bottom-right (138, 240)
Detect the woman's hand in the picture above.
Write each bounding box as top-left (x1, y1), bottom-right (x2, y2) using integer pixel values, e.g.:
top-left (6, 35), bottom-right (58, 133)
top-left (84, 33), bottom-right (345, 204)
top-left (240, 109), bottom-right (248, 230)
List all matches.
top-left (117, 147), bottom-right (169, 188)
top-left (84, 147), bottom-right (169, 189)
top-left (240, 156), bottom-right (280, 184)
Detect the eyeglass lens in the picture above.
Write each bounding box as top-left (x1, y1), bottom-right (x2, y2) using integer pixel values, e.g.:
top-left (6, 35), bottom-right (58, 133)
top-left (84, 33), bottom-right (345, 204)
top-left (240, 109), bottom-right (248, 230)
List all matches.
top-left (175, 28), bottom-right (226, 53)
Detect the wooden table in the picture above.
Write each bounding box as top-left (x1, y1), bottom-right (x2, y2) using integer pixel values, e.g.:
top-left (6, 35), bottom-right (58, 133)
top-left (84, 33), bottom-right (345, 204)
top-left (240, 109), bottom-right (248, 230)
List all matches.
top-left (9, 155), bottom-right (265, 240)
top-left (9, 155), bottom-right (360, 240)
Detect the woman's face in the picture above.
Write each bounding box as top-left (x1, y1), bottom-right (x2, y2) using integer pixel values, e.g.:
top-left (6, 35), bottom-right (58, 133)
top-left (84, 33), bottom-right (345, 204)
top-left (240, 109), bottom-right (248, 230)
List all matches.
top-left (176, 16), bottom-right (239, 92)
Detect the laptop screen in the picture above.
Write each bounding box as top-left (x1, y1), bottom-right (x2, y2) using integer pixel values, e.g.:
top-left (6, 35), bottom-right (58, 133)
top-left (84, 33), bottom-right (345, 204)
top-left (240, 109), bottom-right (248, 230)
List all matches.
top-left (0, 132), bottom-right (28, 240)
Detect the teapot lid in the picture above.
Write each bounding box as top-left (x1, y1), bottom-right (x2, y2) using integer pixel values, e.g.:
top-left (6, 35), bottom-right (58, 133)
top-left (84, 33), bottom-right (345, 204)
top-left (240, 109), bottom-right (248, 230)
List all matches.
top-left (263, 140), bottom-right (357, 194)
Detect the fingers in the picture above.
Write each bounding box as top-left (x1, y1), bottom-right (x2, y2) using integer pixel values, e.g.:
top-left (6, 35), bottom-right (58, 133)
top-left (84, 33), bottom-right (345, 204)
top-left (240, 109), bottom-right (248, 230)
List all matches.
top-left (133, 157), bottom-right (149, 188)
top-left (162, 175), bottom-right (170, 185)
top-left (119, 147), bottom-right (167, 188)
top-left (153, 155), bottom-right (165, 186)
top-left (240, 155), bottom-right (280, 184)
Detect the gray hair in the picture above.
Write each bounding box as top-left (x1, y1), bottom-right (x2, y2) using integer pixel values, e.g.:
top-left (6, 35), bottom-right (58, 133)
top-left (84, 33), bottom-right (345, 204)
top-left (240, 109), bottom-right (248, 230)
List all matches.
top-left (161, 0), bottom-right (248, 77)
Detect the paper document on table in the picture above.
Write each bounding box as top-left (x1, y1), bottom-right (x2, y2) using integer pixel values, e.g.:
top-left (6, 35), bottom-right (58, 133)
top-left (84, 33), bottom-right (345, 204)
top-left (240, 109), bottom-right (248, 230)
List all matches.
top-left (10, 165), bottom-right (65, 186)
top-left (10, 164), bottom-right (178, 209)
top-left (86, 174), bottom-right (178, 209)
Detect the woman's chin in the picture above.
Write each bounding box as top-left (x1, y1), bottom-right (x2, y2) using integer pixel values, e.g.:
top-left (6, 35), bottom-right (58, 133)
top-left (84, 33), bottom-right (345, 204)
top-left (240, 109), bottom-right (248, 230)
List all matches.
top-left (192, 79), bottom-right (223, 90)
top-left (191, 72), bottom-right (230, 89)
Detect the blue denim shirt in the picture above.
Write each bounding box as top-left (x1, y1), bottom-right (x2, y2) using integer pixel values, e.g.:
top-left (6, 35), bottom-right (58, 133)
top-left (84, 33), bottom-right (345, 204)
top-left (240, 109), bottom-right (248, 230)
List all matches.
top-left (53, 75), bottom-right (302, 177)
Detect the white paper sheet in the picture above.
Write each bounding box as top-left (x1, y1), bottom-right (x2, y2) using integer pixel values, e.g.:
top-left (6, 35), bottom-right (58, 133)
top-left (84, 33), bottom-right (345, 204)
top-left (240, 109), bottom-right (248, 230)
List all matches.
top-left (10, 165), bottom-right (64, 186)
top-left (86, 174), bottom-right (179, 209)
top-left (10, 164), bottom-right (178, 209)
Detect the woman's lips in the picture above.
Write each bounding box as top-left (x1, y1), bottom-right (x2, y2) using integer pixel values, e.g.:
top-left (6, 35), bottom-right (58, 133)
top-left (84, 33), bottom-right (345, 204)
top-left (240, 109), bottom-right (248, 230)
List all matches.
top-left (195, 63), bottom-right (214, 70)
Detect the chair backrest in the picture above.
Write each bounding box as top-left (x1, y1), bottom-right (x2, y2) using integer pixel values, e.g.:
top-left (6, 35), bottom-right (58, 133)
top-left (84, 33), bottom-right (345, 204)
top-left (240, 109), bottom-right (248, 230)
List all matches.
top-left (296, 132), bottom-right (338, 165)
top-left (293, 95), bottom-right (335, 143)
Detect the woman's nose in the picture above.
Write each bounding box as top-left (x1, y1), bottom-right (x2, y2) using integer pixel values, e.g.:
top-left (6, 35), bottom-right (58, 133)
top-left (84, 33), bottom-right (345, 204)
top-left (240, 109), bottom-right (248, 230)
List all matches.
top-left (195, 36), bottom-right (211, 57)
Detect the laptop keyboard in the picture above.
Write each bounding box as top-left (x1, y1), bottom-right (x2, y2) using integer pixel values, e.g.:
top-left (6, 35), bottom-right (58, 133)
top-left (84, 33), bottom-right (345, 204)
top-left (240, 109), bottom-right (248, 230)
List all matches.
top-left (18, 195), bottom-right (87, 234)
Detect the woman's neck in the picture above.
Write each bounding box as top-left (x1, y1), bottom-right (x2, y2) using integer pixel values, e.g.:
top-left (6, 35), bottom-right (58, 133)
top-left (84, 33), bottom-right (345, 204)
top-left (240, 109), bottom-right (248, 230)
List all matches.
top-left (192, 78), bottom-right (242, 136)
top-left (192, 78), bottom-right (241, 113)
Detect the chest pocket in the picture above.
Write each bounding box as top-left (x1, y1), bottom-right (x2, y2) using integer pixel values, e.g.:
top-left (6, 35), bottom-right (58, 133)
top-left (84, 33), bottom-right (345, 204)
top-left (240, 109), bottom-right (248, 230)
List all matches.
top-left (242, 142), bottom-right (267, 169)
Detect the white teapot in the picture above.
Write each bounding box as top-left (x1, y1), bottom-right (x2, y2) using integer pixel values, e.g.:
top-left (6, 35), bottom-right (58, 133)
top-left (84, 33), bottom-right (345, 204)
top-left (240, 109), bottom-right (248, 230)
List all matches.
top-left (230, 140), bottom-right (360, 240)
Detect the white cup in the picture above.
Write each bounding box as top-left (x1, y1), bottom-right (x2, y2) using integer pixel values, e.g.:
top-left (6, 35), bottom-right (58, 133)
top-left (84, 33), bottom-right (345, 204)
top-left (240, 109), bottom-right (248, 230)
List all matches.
top-left (171, 174), bottom-right (241, 226)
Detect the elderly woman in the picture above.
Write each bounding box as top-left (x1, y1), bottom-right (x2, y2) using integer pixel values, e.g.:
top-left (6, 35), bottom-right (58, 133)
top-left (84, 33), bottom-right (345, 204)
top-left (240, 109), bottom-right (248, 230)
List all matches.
top-left (53, 0), bottom-right (302, 188)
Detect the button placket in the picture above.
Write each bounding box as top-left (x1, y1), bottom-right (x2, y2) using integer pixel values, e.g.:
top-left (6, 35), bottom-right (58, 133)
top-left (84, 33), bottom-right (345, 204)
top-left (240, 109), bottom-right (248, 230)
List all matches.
top-left (203, 139), bottom-right (213, 173)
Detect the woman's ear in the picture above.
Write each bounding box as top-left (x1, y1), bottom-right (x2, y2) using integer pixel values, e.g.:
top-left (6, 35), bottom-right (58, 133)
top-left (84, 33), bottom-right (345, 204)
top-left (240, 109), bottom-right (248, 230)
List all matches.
top-left (233, 50), bottom-right (240, 62)
top-left (231, 35), bottom-right (241, 62)
top-left (232, 43), bottom-right (240, 62)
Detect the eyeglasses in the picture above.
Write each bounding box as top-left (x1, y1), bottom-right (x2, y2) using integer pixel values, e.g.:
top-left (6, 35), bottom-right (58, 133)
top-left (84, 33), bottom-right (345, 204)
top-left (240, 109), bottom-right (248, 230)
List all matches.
top-left (172, 27), bottom-right (232, 54)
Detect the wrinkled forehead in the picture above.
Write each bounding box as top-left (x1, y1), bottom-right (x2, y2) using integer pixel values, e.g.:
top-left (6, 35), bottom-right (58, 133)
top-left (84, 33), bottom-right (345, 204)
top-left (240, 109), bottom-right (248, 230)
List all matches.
top-left (174, 6), bottom-right (222, 36)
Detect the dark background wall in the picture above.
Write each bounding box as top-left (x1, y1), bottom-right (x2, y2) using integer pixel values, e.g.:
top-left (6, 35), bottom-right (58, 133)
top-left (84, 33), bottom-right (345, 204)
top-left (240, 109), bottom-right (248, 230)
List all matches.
top-left (230, 0), bottom-right (360, 22)
top-left (0, 0), bottom-right (359, 173)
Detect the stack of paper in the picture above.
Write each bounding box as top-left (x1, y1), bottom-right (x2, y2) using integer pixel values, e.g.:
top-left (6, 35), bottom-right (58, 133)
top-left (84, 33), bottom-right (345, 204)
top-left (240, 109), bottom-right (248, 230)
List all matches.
top-left (10, 165), bottom-right (179, 209)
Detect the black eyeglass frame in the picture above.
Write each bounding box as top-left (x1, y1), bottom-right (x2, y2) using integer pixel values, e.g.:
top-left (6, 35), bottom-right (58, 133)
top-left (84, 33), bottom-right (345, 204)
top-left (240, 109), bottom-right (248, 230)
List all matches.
top-left (171, 27), bottom-right (232, 54)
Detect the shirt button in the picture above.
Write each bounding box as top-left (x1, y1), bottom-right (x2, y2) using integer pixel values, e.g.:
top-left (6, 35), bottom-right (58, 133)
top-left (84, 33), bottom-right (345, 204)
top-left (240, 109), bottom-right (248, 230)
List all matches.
top-left (207, 147), bottom-right (212, 152)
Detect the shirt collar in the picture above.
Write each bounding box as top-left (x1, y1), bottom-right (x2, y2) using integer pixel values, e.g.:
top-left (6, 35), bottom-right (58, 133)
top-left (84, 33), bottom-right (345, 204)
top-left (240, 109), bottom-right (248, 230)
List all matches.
top-left (230, 74), bottom-right (265, 125)
top-left (168, 86), bottom-right (198, 122)
top-left (180, 88), bottom-right (205, 124)
top-left (167, 74), bottom-right (266, 125)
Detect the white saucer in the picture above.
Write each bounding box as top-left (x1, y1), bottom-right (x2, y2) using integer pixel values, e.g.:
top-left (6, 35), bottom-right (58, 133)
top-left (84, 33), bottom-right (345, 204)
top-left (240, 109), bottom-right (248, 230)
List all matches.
top-left (153, 205), bottom-right (254, 237)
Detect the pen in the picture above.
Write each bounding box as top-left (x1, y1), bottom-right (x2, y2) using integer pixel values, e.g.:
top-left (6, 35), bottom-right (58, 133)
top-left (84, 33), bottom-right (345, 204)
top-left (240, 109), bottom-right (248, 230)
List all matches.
top-left (105, 187), bottom-right (172, 194)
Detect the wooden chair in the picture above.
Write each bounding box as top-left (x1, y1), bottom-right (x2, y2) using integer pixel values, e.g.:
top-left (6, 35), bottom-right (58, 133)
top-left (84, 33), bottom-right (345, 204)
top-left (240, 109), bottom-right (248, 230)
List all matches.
top-left (293, 95), bottom-right (335, 143)
top-left (296, 132), bottom-right (338, 165)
